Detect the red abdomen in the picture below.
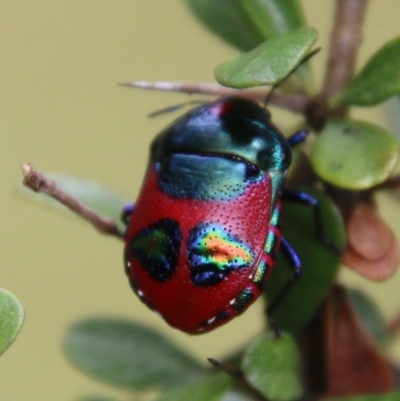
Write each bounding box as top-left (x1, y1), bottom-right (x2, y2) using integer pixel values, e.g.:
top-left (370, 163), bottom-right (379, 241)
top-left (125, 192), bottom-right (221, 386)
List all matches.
top-left (125, 160), bottom-right (274, 333)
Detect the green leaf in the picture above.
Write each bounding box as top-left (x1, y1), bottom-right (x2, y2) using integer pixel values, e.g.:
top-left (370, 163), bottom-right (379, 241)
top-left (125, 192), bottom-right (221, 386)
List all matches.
top-left (0, 289), bottom-right (24, 355)
top-left (184, 0), bottom-right (265, 51)
top-left (239, 0), bottom-right (305, 39)
top-left (215, 27), bottom-right (318, 88)
top-left (238, 0), bottom-right (315, 94)
top-left (328, 394), bottom-right (400, 401)
top-left (334, 37), bottom-right (400, 106)
top-left (19, 173), bottom-right (129, 231)
top-left (348, 288), bottom-right (388, 349)
top-left (264, 188), bottom-right (345, 333)
top-left (310, 119), bottom-right (399, 189)
top-left (63, 318), bottom-right (206, 391)
top-left (241, 333), bottom-right (302, 401)
top-left (185, 0), bottom-right (314, 93)
top-left (155, 374), bottom-right (231, 401)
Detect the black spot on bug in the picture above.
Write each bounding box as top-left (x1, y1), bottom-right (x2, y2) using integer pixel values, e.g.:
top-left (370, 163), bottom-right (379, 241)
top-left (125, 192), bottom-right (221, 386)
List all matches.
top-left (129, 218), bottom-right (181, 282)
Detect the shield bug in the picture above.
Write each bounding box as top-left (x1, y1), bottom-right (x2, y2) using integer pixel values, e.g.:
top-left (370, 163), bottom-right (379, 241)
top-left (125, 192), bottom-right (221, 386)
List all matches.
top-left (123, 97), bottom-right (318, 334)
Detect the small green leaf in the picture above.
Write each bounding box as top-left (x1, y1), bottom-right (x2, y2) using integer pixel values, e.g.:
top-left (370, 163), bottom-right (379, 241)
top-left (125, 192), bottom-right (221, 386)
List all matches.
top-left (264, 188), bottom-right (345, 333)
top-left (0, 289), bottom-right (24, 355)
top-left (328, 394), bottom-right (400, 401)
top-left (238, 0), bottom-right (315, 93)
top-left (242, 333), bottom-right (302, 401)
top-left (215, 27), bottom-right (318, 88)
top-left (184, 0), bottom-right (265, 51)
top-left (155, 374), bottom-right (231, 401)
top-left (334, 37), bottom-right (400, 106)
top-left (185, 0), bottom-right (315, 93)
top-left (63, 318), bottom-right (206, 391)
top-left (19, 173), bottom-right (129, 231)
top-left (310, 119), bottom-right (398, 189)
top-left (239, 0), bottom-right (305, 39)
top-left (348, 288), bottom-right (388, 349)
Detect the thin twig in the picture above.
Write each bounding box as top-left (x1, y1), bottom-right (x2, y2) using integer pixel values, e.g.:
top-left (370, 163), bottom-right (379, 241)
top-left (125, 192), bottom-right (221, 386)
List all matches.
top-left (207, 358), bottom-right (244, 380)
top-left (320, 0), bottom-right (369, 103)
top-left (119, 81), bottom-right (309, 114)
top-left (207, 358), bottom-right (268, 401)
top-left (21, 164), bottom-right (124, 240)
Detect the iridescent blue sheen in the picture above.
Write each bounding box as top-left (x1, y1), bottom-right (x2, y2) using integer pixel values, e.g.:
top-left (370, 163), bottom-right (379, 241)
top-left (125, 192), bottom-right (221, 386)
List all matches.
top-left (188, 222), bottom-right (254, 286)
top-left (150, 97), bottom-right (292, 173)
top-left (232, 287), bottom-right (255, 313)
top-left (252, 258), bottom-right (269, 285)
top-left (157, 153), bottom-right (263, 201)
top-left (265, 206), bottom-right (280, 254)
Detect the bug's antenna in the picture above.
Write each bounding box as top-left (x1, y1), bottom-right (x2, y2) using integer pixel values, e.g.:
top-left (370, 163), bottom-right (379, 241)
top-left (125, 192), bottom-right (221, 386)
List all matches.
top-left (148, 99), bottom-right (205, 118)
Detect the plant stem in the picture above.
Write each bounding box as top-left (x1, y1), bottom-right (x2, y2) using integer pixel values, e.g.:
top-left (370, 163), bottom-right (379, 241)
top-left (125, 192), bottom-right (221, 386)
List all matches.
top-left (207, 358), bottom-right (244, 380)
top-left (307, 0), bottom-right (368, 129)
top-left (207, 358), bottom-right (268, 401)
top-left (21, 164), bottom-right (124, 240)
top-left (119, 81), bottom-right (309, 114)
top-left (321, 0), bottom-right (369, 105)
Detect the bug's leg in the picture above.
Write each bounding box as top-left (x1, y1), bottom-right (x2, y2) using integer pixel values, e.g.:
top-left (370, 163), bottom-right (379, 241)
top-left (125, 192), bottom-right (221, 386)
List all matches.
top-left (121, 203), bottom-right (135, 226)
top-left (287, 129), bottom-right (308, 148)
top-left (282, 189), bottom-right (341, 253)
top-left (267, 236), bottom-right (302, 337)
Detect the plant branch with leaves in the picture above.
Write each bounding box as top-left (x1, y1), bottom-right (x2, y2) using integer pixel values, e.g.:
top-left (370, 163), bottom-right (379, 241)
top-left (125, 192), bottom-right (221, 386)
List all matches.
top-left (20, 1), bottom-right (400, 401)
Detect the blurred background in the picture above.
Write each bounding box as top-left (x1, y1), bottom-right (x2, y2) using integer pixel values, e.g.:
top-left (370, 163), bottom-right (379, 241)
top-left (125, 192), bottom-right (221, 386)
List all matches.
top-left (1, 1), bottom-right (400, 400)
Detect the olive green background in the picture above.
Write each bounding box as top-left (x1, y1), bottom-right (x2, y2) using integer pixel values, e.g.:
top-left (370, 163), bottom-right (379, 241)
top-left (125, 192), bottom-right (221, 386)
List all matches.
top-left (1, 1), bottom-right (400, 400)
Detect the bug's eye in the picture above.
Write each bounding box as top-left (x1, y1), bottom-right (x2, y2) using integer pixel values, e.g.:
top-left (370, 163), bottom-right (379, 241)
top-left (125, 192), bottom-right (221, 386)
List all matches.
top-left (129, 218), bottom-right (181, 282)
